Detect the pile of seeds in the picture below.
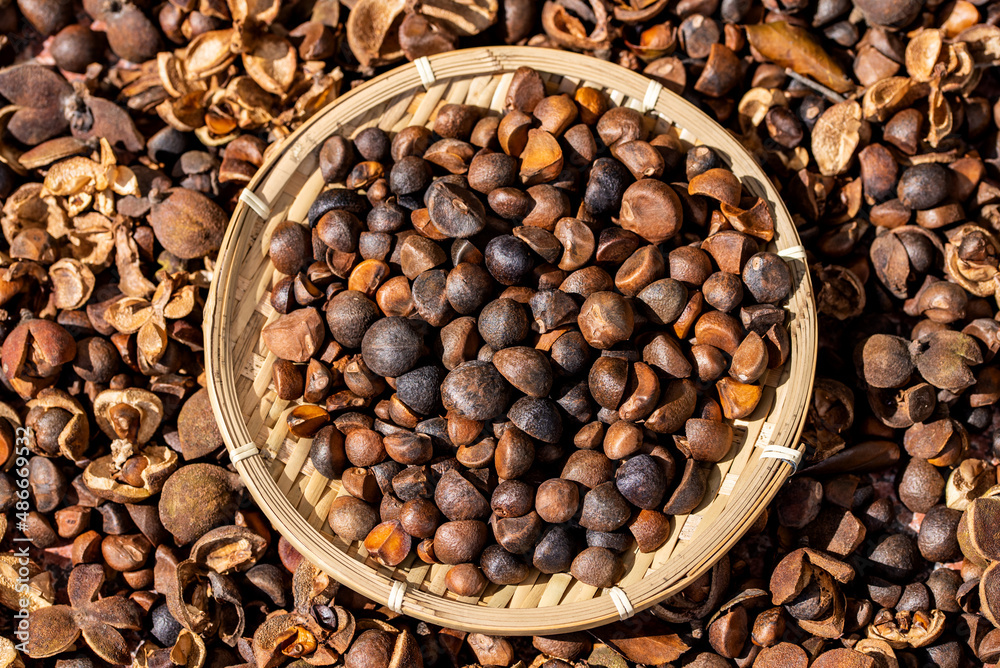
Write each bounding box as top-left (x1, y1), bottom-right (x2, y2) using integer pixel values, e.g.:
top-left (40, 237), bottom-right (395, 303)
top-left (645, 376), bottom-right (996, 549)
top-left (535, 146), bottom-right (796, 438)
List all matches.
top-left (7, 0), bottom-right (1000, 664)
top-left (262, 66), bottom-right (795, 592)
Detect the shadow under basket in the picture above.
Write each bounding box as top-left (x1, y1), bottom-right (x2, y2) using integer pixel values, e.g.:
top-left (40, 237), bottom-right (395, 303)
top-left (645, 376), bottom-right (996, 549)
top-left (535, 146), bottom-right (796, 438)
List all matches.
top-left (204, 46), bottom-right (818, 635)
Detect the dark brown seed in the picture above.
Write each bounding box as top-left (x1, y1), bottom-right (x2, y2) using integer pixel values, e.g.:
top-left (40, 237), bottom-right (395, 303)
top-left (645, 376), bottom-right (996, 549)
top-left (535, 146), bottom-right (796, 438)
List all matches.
top-left (638, 278), bottom-right (689, 325)
top-left (491, 347), bottom-right (553, 397)
top-left (426, 183), bottom-right (485, 239)
top-left (495, 425), bottom-right (536, 479)
top-left (468, 152), bottom-right (518, 193)
top-left (446, 263), bottom-right (493, 315)
top-left (764, 106), bottom-right (804, 149)
top-left (434, 104), bottom-right (481, 140)
top-left (854, 0), bottom-right (924, 28)
top-left (272, 359), bottom-right (304, 401)
top-left (391, 125), bottom-right (433, 161)
top-left (549, 330), bottom-right (591, 377)
top-left (434, 520), bottom-right (488, 564)
top-left (619, 180), bottom-right (683, 245)
top-left (310, 425), bottom-right (346, 479)
top-left (579, 482), bottom-right (631, 532)
top-left (325, 290), bottom-right (379, 349)
top-left (703, 272), bottom-right (744, 312)
top-left (441, 361), bottom-right (510, 421)
top-left (742, 252), bottom-right (791, 304)
top-left (508, 397), bottom-right (562, 443)
top-left (328, 496), bottom-right (380, 541)
top-left (884, 108), bottom-right (922, 155)
top-left (898, 457), bottom-right (944, 513)
top-left (708, 605), bottom-right (747, 658)
top-left (858, 143), bottom-right (899, 204)
top-left (615, 245), bottom-right (665, 297)
top-left (562, 450), bottom-right (615, 489)
top-left (563, 123), bottom-right (598, 168)
top-left (344, 629), bottom-right (395, 668)
top-left (394, 366), bottom-right (443, 416)
top-left (158, 465), bottom-right (241, 546)
top-left (897, 163), bottom-right (949, 210)
top-left (861, 334), bottom-right (914, 388)
top-left (690, 169), bottom-right (742, 209)
top-left (412, 269), bottom-right (455, 327)
top-left (616, 454), bottom-right (668, 510)
top-left (663, 458), bottom-right (709, 514)
top-left (529, 290), bottom-right (580, 333)
top-left (489, 186), bottom-right (535, 220)
top-left (506, 66), bottom-right (546, 113)
top-left (19, 0), bottom-right (73, 35)
top-left (702, 231), bottom-right (759, 274)
top-left (578, 292), bottom-right (634, 349)
top-left (399, 497), bottom-right (441, 539)
top-left (478, 298), bottom-right (529, 350)
top-left (755, 643), bottom-right (809, 668)
top-left (169, 390), bottom-right (220, 466)
top-left (103, 2), bottom-right (161, 62)
top-left (481, 544), bottom-right (530, 585)
top-left (730, 332), bottom-right (768, 384)
top-left (101, 533), bottom-right (152, 571)
top-left (485, 235), bottom-right (535, 285)
top-left (868, 533), bottom-right (920, 580)
top-left (390, 155), bottom-right (433, 195)
top-left (320, 135), bottom-right (354, 183)
top-left (493, 511), bottom-right (543, 554)
top-left (597, 106), bottom-right (646, 147)
top-left (471, 116), bottom-right (501, 149)
top-left (446, 563), bottom-right (488, 597)
top-left (918, 505), bottom-right (961, 563)
top-left (570, 546), bottom-right (622, 587)
top-left (435, 469), bottom-right (490, 521)
top-left (683, 418), bottom-right (734, 462)
top-left (316, 209), bottom-right (362, 253)
top-left (532, 478), bottom-right (577, 524)
top-left (491, 479), bottom-right (535, 519)
top-left (345, 429), bottom-right (386, 468)
top-left (456, 437), bottom-right (496, 469)
top-left (354, 127), bottom-right (391, 162)
top-left (270, 220), bottom-right (313, 275)
top-left (50, 25), bottom-right (105, 73)
top-left (534, 525), bottom-right (576, 574)
top-left (926, 568), bottom-right (962, 613)
top-left (603, 420), bottom-right (642, 460)
top-left (690, 344), bottom-right (727, 384)
top-left (383, 432), bottom-right (433, 466)
top-left (150, 189), bottom-right (227, 260)
top-left (361, 317), bottom-right (423, 377)
top-left (584, 158), bottom-right (632, 217)
top-left (643, 332), bottom-right (693, 378)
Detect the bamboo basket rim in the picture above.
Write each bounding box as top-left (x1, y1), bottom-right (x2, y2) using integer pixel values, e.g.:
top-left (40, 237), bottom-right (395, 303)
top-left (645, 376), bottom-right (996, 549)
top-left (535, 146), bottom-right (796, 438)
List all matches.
top-left (204, 46), bottom-right (818, 635)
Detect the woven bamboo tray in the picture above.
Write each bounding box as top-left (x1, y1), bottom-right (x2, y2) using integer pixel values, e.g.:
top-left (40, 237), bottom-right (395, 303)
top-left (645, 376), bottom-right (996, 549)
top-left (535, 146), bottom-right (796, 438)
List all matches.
top-left (204, 46), bottom-right (817, 635)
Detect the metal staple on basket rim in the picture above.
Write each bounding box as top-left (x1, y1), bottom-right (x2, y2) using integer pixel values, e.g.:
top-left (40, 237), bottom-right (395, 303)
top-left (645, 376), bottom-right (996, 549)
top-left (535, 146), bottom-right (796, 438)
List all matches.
top-left (388, 580), bottom-right (407, 614)
top-left (230, 442), bottom-right (259, 464)
top-left (414, 57), bottom-right (436, 90)
top-left (609, 587), bottom-right (635, 620)
top-left (760, 445), bottom-right (803, 472)
top-left (239, 189), bottom-right (271, 218)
